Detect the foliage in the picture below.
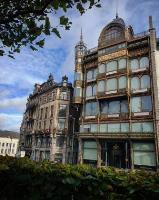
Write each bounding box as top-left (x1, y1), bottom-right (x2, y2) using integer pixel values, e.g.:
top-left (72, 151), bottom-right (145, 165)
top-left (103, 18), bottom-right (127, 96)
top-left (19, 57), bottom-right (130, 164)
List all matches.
top-left (0, 156), bottom-right (159, 200)
top-left (0, 0), bottom-right (101, 57)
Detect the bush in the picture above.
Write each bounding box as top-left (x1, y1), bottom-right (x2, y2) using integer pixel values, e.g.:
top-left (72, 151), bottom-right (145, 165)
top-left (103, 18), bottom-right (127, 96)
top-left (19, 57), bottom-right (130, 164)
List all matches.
top-left (0, 156), bottom-right (158, 200)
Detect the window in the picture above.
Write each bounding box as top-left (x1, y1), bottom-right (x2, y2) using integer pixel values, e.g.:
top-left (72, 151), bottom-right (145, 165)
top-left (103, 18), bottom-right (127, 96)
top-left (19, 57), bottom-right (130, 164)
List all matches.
top-left (119, 76), bottom-right (127, 89)
top-left (98, 64), bottom-right (105, 73)
top-left (133, 142), bottom-right (156, 166)
top-left (105, 27), bottom-right (123, 41)
top-left (1, 149), bottom-right (3, 153)
top-left (2, 143), bottom-right (4, 147)
top-left (100, 100), bottom-right (128, 114)
top-left (85, 102), bottom-right (98, 116)
top-left (130, 57), bottom-right (149, 70)
top-left (118, 58), bottom-right (126, 69)
top-left (108, 123), bottom-right (120, 132)
top-left (99, 124), bottom-right (108, 132)
top-left (107, 78), bottom-right (117, 91)
top-left (60, 91), bottom-right (68, 100)
top-left (132, 122), bottom-right (153, 132)
top-left (106, 61), bottom-right (117, 72)
top-left (86, 85), bottom-right (96, 97)
top-left (75, 72), bottom-right (82, 81)
top-left (83, 141), bottom-right (97, 161)
top-left (58, 118), bottom-right (65, 129)
top-left (40, 108), bottom-right (43, 119)
top-left (56, 136), bottom-right (64, 147)
top-left (74, 87), bottom-right (81, 97)
top-left (59, 105), bottom-right (67, 117)
top-left (131, 96), bottom-right (152, 112)
top-left (98, 80), bottom-right (105, 92)
top-left (50, 105), bottom-right (54, 117)
top-left (131, 75), bottom-right (150, 90)
top-left (45, 107), bottom-right (48, 119)
top-left (87, 68), bottom-right (97, 81)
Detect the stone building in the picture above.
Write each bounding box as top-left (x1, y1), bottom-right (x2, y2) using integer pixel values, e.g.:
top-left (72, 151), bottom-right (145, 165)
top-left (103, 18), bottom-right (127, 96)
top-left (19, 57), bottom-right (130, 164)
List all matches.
top-left (73, 16), bottom-right (159, 170)
top-left (20, 75), bottom-right (78, 163)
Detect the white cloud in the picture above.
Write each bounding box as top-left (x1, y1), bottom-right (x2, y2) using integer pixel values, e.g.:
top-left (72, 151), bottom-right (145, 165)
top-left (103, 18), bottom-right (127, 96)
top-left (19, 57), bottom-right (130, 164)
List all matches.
top-left (0, 113), bottom-right (22, 132)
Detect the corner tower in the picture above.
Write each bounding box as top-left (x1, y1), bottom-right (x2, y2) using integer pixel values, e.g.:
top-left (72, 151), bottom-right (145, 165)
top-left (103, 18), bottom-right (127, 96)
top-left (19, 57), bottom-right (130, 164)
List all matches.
top-left (73, 29), bottom-right (87, 104)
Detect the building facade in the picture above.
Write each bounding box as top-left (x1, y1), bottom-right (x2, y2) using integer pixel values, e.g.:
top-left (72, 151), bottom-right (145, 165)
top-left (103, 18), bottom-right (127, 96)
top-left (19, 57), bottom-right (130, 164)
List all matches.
top-left (0, 135), bottom-right (19, 157)
top-left (20, 75), bottom-right (78, 163)
top-left (73, 16), bottom-right (159, 170)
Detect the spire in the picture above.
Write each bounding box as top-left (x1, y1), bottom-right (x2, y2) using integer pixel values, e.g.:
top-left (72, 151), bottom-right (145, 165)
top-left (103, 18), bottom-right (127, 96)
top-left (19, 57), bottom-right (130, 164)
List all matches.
top-left (80, 28), bottom-right (83, 42)
top-left (116, 0), bottom-right (119, 18)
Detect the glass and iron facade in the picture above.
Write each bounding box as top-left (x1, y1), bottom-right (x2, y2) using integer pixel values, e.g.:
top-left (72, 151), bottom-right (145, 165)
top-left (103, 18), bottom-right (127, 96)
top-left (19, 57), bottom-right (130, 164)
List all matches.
top-left (73, 16), bottom-right (159, 170)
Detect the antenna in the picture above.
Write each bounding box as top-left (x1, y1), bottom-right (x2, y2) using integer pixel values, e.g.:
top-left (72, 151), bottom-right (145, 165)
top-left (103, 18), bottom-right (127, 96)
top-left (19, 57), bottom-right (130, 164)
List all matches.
top-left (116, 0), bottom-right (119, 18)
top-left (80, 28), bottom-right (83, 42)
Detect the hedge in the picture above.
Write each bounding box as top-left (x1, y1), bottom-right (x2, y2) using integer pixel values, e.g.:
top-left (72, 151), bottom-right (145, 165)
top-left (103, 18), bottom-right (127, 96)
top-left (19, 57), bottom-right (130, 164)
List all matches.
top-left (0, 156), bottom-right (159, 200)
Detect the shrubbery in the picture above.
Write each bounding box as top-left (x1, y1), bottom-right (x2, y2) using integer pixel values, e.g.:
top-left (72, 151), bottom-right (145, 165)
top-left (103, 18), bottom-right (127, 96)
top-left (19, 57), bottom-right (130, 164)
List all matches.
top-left (0, 156), bottom-right (159, 200)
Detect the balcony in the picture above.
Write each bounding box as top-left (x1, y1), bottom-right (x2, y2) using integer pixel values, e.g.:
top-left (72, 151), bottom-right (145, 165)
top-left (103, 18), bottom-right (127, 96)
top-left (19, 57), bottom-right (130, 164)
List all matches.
top-left (97, 89), bottom-right (127, 99)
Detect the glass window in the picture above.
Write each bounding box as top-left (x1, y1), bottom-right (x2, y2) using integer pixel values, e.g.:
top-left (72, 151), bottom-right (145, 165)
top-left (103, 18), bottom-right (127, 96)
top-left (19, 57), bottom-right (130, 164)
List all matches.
top-left (121, 123), bottom-right (129, 132)
top-left (109, 101), bottom-right (120, 114)
top-left (98, 81), bottom-right (105, 92)
top-left (131, 97), bottom-right (141, 112)
top-left (118, 58), bottom-right (126, 69)
top-left (86, 86), bottom-right (92, 97)
top-left (140, 57), bottom-right (149, 68)
top-left (85, 102), bottom-right (98, 116)
top-left (83, 124), bottom-right (91, 132)
top-left (56, 136), bottom-right (64, 147)
top-left (142, 122), bottom-right (153, 132)
top-left (100, 101), bottom-right (108, 114)
top-left (91, 124), bottom-right (98, 132)
top-left (74, 88), bottom-right (81, 97)
top-left (119, 76), bottom-right (127, 89)
top-left (141, 96), bottom-right (152, 112)
top-left (107, 78), bottom-right (117, 91)
top-left (94, 68), bottom-right (98, 78)
top-left (121, 100), bottom-right (128, 113)
top-left (99, 124), bottom-right (108, 132)
top-left (131, 77), bottom-right (140, 90)
top-left (59, 105), bottom-right (67, 117)
top-left (93, 85), bottom-right (97, 96)
top-left (58, 118), bottom-right (65, 129)
top-left (75, 72), bottom-right (82, 81)
top-left (87, 70), bottom-right (93, 80)
top-left (83, 141), bottom-right (97, 161)
top-left (130, 59), bottom-right (139, 70)
top-left (106, 61), bottom-right (117, 72)
top-left (132, 123), bottom-right (142, 132)
top-left (99, 64), bottom-right (105, 73)
top-left (141, 75), bottom-right (150, 89)
top-left (85, 102), bottom-right (92, 116)
top-left (108, 123), bottom-right (120, 132)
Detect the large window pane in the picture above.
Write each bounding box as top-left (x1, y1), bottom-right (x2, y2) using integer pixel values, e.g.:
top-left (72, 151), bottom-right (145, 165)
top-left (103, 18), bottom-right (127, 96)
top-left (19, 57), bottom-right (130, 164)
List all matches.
top-left (86, 86), bottom-right (92, 97)
top-left (98, 81), bottom-right (105, 92)
top-left (100, 101), bottom-right (108, 114)
top-left (94, 68), bottom-right (98, 79)
top-left (121, 100), bottom-right (128, 113)
top-left (92, 102), bottom-right (98, 115)
top-left (75, 72), bottom-right (82, 81)
top-left (93, 85), bottom-right (97, 96)
top-left (131, 97), bottom-right (141, 112)
top-left (107, 61), bottom-right (117, 72)
top-left (99, 124), bottom-right (108, 132)
top-left (141, 75), bottom-right (150, 89)
top-left (121, 123), bottom-right (129, 132)
top-left (109, 101), bottom-right (120, 114)
top-left (119, 76), bottom-right (127, 89)
top-left (141, 96), bottom-right (152, 112)
top-left (133, 143), bottom-right (155, 151)
top-left (140, 57), bottom-right (149, 68)
top-left (134, 152), bottom-right (156, 166)
top-left (91, 124), bottom-right (98, 132)
top-left (85, 103), bottom-right (92, 116)
top-left (59, 105), bottom-right (67, 117)
top-left (58, 118), bottom-right (65, 129)
top-left (130, 59), bottom-right (139, 70)
top-left (107, 78), bottom-right (117, 91)
top-left (83, 141), bottom-right (97, 161)
top-left (132, 123), bottom-right (142, 132)
top-left (99, 64), bottom-right (105, 73)
top-left (74, 88), bottom-right (81, 97)
top-left (131, 77), bottom-right (140, 90)
top-left (142, 122), bottom-right (153, 132)
top-left (108, 123), bottom-right (120, 132)
top-left (118, 58), bottom-right (126, 69)
top-left (87, 70), bottom-right (93, 80)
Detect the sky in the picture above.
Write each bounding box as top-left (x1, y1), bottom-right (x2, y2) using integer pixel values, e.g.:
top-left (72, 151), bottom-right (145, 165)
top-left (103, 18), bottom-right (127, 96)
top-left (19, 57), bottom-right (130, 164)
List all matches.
top-left (0, 0), bottom-right (159, 132)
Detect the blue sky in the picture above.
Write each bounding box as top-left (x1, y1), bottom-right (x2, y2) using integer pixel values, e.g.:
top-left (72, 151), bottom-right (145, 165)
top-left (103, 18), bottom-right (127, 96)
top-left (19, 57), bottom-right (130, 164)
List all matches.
top-left (0, 0), bottom-right (159, 132)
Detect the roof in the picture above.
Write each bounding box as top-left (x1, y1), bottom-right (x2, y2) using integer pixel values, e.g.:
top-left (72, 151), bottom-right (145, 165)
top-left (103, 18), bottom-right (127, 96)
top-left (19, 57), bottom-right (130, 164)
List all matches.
top-left (0, 130), bottom-right (19, 139)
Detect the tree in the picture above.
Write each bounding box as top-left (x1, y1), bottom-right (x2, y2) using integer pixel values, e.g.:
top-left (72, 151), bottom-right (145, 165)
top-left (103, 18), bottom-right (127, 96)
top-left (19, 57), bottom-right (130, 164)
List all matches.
top-left (0, 0), bottom-right (101, 58)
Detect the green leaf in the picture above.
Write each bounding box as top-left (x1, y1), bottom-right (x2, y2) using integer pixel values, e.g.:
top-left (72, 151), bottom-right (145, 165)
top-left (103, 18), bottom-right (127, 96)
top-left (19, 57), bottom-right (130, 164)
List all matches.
top-left (30, 45), bottom-right (38, 51)
top-left (52, 28), bottom-right (61, 38)
top-left (36, 39), bottom-right (45, 48)
top-left (44, 17), bottom-right (51, 35)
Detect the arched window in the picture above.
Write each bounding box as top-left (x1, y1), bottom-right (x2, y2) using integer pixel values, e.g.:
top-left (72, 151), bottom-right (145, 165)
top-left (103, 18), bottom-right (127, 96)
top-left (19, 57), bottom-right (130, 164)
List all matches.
top-left (119, 76), bottom-right (127, 89)
top-left (99, 64), bottom-right (105, 73)
top-left (98, 81), bottom-right (105, 92)
top-left (118, 58), bottom-right (127, 69)
top-left (130, 59), bottom-right (139, 70)
top-left (140, 57), bottom-right (149, 68)
top-left (131, 77), bottom-right (140, 90)
top-left (107, 61), bottom-right (117, 72)
top-left (106, 28), bottom-right (122, 41)
top-left (107, 78), bottom-right (117, 91)
top-left (141, 75), bottom-right (150, 89)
